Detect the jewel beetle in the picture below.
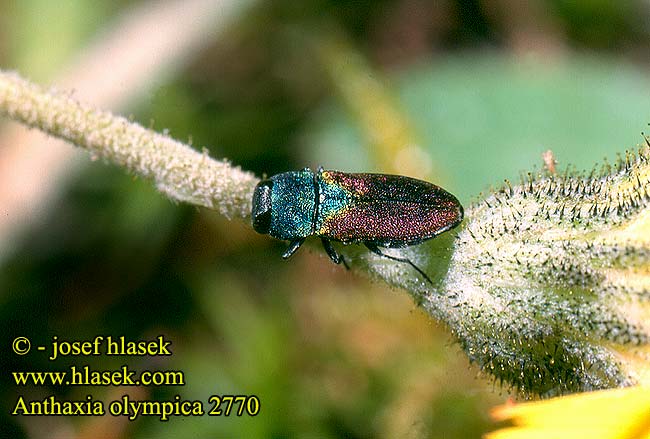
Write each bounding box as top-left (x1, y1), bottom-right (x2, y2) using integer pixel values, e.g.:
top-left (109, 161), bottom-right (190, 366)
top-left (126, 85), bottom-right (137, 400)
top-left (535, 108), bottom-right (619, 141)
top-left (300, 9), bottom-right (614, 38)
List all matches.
top-left (251, 167), bottom-right (464, 283)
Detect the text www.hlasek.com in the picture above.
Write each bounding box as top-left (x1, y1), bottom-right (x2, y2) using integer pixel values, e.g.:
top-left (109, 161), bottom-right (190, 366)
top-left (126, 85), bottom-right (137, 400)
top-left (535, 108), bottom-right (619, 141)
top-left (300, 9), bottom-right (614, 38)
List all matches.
top-left (13, 366), bottom-right (184, 386)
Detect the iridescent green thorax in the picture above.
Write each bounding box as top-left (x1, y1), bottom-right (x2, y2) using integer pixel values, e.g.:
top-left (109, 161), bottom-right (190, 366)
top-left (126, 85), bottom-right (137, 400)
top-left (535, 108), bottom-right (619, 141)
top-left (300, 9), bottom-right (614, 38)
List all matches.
top-left (268, 170), bottom-right (314, 240)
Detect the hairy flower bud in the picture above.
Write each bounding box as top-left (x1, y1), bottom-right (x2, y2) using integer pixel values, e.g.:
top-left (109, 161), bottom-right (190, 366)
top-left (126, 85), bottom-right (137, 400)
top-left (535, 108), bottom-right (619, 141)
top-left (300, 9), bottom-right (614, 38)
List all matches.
top-left (416, 148), bottom-right (650, 396)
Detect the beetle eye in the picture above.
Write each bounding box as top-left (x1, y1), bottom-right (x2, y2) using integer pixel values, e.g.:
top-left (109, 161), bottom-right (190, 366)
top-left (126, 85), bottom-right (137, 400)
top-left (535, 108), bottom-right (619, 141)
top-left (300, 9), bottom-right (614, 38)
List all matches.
top-left (252, 180), bottom-right (273, 234)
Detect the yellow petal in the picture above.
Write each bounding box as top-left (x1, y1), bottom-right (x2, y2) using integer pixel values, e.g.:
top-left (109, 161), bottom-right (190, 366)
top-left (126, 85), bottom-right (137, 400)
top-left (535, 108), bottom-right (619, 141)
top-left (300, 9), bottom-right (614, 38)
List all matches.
top-left (486, 386), bottom-right (650, 439)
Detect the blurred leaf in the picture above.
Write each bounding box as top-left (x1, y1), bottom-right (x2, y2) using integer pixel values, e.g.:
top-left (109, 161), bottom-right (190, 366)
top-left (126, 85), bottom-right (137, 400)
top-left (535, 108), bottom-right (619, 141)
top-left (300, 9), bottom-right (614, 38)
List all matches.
top-left (7, 0), bottom-right (112, 78)
top-left (307, 55), bottom-right (650, 202)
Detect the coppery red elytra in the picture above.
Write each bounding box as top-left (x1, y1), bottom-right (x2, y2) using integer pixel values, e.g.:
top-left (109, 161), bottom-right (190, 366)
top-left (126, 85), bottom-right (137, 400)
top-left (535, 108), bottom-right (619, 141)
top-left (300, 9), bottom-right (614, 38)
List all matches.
top-left (252, 167), bottom-right (464, 284)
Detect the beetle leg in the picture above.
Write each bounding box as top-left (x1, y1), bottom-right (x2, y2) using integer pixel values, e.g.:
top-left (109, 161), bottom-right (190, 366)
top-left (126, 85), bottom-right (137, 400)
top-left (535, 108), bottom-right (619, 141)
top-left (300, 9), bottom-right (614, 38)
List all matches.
top-left (321, 238), bottom-right (350, 269)
top-left (364, 242), bottom-right (432, 285)
top-left (282, 238), bottom-right (305, 259)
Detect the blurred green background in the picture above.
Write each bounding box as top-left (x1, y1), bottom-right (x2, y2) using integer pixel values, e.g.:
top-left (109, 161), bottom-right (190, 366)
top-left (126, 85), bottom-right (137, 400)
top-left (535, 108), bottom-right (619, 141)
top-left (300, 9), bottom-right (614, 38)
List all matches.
top-left (2, 1), bottom-right (650, 438)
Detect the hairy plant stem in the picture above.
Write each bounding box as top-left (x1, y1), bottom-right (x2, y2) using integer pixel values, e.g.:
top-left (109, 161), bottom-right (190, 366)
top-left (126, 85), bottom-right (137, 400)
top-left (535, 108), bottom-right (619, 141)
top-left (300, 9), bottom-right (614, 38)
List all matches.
top-left (0, 70), bottom-right (258, 220)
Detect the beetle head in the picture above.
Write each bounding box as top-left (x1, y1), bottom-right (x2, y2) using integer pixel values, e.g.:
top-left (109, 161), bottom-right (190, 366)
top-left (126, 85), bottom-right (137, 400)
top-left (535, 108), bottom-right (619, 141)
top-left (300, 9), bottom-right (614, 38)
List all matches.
top-left (252, 180), bottom-right (273, 234)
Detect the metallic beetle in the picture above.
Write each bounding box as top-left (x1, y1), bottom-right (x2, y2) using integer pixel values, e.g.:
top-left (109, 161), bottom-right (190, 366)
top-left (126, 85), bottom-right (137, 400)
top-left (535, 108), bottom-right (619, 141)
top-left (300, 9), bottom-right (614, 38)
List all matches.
top-left (252, 167), bottom-right (463, 283)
